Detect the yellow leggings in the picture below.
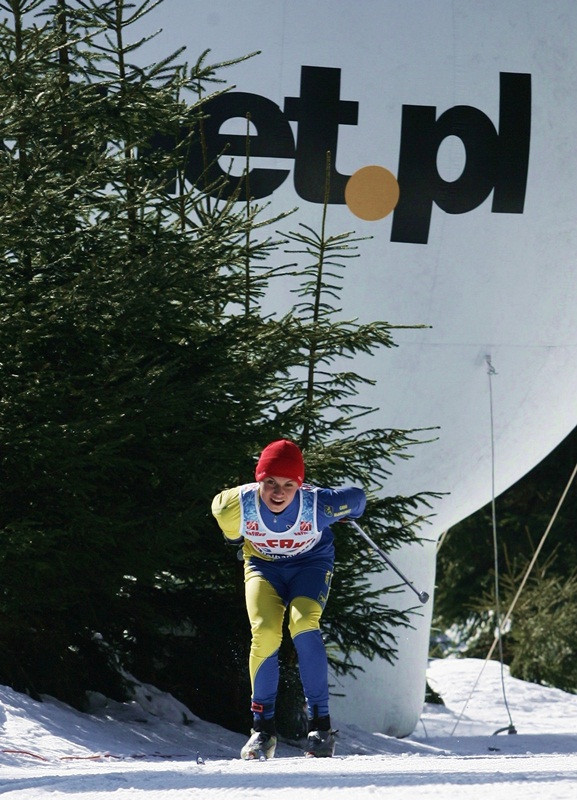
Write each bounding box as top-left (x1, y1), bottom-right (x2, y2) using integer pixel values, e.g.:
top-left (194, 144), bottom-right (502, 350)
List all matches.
top-left (245, 570), bottom-right (330, 718)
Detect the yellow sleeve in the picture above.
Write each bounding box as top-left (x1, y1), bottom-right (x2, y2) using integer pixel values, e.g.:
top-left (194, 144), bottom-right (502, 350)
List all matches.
top-left (211, 486), bottom-right (243, 541)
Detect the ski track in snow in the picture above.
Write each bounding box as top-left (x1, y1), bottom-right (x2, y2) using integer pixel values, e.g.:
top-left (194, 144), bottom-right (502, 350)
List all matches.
top-left (2, 753), bottom-right (577, 800)
top-left (1, 658), bottom-right (577, 799)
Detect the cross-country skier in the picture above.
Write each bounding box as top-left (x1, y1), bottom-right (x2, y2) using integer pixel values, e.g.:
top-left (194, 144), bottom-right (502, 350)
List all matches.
top-left (211, 439), bottom-right (366, 759)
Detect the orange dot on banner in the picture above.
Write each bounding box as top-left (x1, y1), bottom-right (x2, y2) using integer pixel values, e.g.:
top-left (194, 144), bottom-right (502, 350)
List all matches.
top-left (345, 165), bottom-right (400, 221)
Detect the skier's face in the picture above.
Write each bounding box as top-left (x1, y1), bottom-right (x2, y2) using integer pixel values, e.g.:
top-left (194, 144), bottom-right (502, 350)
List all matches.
top-left (259, 476), bottom-right (299, 513)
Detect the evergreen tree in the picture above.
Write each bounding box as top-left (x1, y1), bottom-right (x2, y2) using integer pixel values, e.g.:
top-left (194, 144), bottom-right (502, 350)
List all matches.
top-left (433, 424), bottom-right (577, 691)
top-left (277, 154), bottom-right (436, 658)
top-left (0, 0), bottom-right (436, 736)
top-left (0, 0), bottom-right (285, 718)
top-left (241, 154), bottom-right (439, 735)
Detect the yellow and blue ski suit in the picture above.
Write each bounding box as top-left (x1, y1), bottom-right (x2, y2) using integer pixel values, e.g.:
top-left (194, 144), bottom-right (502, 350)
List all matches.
top-left (211, 482), bottom-right (366, 723)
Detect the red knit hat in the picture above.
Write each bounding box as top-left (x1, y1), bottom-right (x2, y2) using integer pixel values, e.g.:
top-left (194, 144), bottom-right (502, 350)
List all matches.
top-left (255, 439), bottom-right (305, 486)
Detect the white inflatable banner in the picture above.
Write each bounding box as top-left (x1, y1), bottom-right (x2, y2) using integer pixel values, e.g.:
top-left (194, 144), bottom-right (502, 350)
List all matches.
top-left (140, 1), bottom-right (577, 735)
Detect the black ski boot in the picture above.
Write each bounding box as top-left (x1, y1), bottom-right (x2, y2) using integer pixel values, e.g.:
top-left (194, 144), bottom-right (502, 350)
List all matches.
top-left (240, 717), bottom-right (277, 761)
top-left (304, 715), bottom-right (337, 758)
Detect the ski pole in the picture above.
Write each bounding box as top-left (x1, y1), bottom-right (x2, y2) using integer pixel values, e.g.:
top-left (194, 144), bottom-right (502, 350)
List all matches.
top-left (348, 519), bottom-right (430, 604)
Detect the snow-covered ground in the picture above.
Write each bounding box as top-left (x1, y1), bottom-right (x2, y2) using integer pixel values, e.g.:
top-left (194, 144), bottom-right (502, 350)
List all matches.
top-left (1, 657), bottom-right (577, 799)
